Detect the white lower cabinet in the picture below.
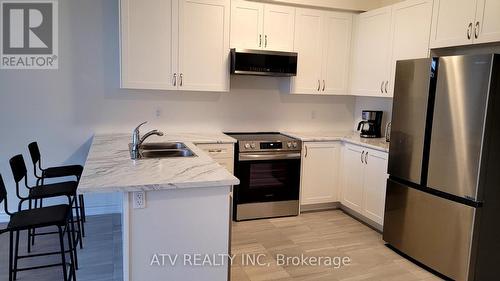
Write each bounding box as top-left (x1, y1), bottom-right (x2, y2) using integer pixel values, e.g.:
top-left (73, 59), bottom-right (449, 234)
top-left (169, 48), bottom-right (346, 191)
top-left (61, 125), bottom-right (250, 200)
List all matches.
top-left (361, 148), bottom-right (389, 225)
top-left (299, 141), bottom-right (389, 226)
top-left (300, 142), bottom-right (340, 205)
top-left (340, 144), bottom-right (365, 212)
top-left (196, 143), bottom-right (234, 174)
top-left (341, 143), bottom-right (389, 225)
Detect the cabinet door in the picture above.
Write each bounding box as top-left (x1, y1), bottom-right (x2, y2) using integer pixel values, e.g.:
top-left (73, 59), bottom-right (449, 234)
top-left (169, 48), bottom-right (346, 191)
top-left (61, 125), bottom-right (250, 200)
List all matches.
top-left (178, 0), bottom-right (230, 91)
top-left (290, 8), bottom-right (323, 94)
top-left (217, 158), bottom-right (234, 174)
top-left (321, 12), bottom-right (352, 95)
top-left (387, 0), bottom-right (433, 97)
top-left (429, 0), bottom-right (477, 48)
top-left (349, 6), bottom-right (392, 97)
top-left (362, 149), bottom-right (388, 225)
top-left (300, 142), bottom-right (340, 205)
top-left (263, 4), bottom-right (295, 51)
top-left (474, 0), bottom-right (500, 44)
top-left (341, 144), bottom-right (365, 213)
top-left (230, 0), bottom-right (263, 49)
top-left (121, 0), bottom-right (177, 90)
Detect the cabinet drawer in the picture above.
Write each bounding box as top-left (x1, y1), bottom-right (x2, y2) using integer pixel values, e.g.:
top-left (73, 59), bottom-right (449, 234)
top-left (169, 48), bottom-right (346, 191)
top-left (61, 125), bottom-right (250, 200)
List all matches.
top-left (196, 143), bottom-right (235, 159)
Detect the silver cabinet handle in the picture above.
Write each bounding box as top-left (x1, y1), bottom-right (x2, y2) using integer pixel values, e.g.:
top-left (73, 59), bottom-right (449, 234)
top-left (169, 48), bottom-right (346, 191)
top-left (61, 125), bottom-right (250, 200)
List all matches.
top-left (384, 81), bottom-right (388, 93)
top-left (208, 149), bottom-right (223, 153)
top-left (305, 146), bottom-right (308, 158)
top-left (474, 22), bottom-right (479, 39)
top-left (322, 80), bottom-right (325, 91)
top-left (380, 81), bottom-right (384, 93)
top-left (264, 35), bottom-right (268, 48)
top-left (317, 80), bottom-right (321, 91)
top-left (259, 34), bottom-right (262, 47)
top-left (173, 73), bottom-right (177, 86)
top-left (467, 22), bottom-right (472, 40)
top-left (365, 151), bottom-right (368, 164)
top-left (361, 151), bottom-right (365, 164)
top-left (179, 73), bottom-right (183, 86)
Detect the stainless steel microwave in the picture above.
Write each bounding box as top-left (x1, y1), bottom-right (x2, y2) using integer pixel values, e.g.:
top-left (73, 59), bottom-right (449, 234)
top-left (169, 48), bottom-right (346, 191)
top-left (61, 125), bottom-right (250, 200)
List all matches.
top-left (230, 49), bottom-right (298, 77)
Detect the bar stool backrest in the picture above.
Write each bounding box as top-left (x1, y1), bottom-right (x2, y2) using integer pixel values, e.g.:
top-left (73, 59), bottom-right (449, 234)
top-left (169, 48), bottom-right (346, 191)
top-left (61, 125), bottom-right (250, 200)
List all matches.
top-left (0, 174), bottom-right (6, 207)
top-left (28, 142), bottom-right (42, 173)
top-left (9, 155), bottom-right (27, 184)
top-left (0, 174), bottom-right (12, 217)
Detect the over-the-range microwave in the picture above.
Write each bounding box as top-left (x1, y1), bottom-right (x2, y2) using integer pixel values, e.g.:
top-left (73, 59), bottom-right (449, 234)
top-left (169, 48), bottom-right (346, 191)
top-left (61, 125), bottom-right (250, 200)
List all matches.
top-left (230, 48), bottom-right (298, 77)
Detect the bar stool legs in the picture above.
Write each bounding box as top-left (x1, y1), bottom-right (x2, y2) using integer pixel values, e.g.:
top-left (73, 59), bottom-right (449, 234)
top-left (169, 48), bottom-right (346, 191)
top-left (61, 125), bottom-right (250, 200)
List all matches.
top-left (9, 231), bottom-right (13, 281)
top-left (13, 231), bottom-right (19, 280)
top-left (8, 224), bottom-right (77, 281)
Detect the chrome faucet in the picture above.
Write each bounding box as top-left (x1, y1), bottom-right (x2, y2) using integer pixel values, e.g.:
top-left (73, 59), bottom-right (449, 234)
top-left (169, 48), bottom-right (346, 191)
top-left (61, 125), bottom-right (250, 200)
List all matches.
top-left (131, 122), bottom-right (164, 158)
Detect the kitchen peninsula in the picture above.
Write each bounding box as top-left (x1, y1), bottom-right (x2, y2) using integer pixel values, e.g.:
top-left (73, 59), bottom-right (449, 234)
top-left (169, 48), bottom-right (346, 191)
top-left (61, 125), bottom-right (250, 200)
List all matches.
top-left (78, 133), bottom-right (239, 281)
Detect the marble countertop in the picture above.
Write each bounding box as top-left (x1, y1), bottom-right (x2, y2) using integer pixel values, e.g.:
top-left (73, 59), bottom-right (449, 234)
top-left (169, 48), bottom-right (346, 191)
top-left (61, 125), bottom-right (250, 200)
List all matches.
top-left (282, 131), bottom-right (389, 152)
top-left (78, 133), bottom-right (239, 193)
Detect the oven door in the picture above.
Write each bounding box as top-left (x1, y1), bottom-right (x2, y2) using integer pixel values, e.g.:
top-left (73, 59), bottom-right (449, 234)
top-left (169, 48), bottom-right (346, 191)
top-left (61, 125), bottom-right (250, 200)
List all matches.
top-left (234, 152), bottom-right (301, 204)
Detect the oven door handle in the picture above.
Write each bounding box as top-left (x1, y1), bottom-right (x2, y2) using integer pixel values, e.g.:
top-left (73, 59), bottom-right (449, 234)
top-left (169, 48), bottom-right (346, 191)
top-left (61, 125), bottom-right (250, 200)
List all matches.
top-left (239, 152), bottom-right (301, 161)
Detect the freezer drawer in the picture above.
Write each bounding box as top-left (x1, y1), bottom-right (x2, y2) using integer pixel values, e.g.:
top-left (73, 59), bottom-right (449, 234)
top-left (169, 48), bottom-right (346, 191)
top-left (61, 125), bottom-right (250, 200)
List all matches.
top-left (383, 179), bottom-right (476, 281)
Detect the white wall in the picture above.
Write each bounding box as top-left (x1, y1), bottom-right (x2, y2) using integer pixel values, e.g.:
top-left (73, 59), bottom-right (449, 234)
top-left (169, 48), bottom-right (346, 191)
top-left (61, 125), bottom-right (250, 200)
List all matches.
top-left (0, 0), bottom-right (361, 221)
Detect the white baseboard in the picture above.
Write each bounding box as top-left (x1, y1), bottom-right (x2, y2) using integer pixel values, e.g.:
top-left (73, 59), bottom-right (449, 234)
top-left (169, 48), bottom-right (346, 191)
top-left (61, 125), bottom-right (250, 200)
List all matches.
top-left (0, 205), bottom-right (122, 223)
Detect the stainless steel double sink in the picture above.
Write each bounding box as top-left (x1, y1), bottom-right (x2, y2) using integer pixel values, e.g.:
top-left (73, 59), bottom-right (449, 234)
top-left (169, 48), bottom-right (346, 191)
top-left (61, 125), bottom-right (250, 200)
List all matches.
top-left (129, 142), bottom-right (197, 159)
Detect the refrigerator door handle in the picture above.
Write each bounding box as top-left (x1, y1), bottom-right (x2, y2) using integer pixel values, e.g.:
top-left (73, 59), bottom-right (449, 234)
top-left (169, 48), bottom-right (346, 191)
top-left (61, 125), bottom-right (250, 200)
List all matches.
top-left (361, 151), bottom-right (365, 164)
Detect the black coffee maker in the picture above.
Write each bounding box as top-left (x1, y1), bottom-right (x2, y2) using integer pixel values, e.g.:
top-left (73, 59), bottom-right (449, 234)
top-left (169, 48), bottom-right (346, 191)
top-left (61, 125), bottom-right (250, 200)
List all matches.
top-left (357, 110), bottom-right (383, 138)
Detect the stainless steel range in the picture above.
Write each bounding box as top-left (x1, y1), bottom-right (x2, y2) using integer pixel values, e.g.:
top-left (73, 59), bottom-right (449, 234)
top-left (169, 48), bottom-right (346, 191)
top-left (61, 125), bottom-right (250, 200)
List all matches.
top-left (227, 132), bottom-right (301, 221)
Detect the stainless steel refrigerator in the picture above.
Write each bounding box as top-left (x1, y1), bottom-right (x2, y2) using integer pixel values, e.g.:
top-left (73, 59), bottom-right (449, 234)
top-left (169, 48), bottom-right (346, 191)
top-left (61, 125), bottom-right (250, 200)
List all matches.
top-left (384, 54), bottom-right (500, 281)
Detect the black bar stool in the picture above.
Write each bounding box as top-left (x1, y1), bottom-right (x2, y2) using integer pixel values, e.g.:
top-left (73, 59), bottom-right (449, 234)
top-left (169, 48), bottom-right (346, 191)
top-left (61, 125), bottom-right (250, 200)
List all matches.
top-left (9, 155), bottom-right (82, 267)
top-left (0, 174), bottom-right (76, 281)
top-left (28, 142), bottom-right (86, 237)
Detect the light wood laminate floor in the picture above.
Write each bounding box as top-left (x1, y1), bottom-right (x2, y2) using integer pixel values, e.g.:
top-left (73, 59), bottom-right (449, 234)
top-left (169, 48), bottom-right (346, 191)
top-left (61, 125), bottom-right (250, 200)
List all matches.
top-left (0, 210), bottom-right (442, 281)
top-left (231, 210), bottom-right (443, 281)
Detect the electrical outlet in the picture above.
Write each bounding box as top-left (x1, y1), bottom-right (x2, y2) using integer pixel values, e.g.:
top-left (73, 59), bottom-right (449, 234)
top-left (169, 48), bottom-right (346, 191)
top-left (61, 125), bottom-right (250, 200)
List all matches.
top-left (133, 191), bottom-right (146, 209)
top-left (155, 108), bottom-right (162, 118)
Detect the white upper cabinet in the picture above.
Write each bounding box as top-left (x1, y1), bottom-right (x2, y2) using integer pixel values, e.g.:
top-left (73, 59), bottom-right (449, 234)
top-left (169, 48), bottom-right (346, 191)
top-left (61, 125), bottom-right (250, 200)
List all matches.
top-left (230, 1), bottom-right (295, 51)
top-left (430, 0), bottom-right (477, 48)
top-left (430, 0), bottom-right (500, 48)
top-left (387, 0), bottom-right (433, 96)
top-left (178, 0), bottom-right (230, 91)
top-left (120, 0), bottom-right (177, 90)
top-left (322, 12), bottom-right (353, 95)
top-left (300, 142), bottom-right (340, 206)
top-left (230, 0), bottom-right (263, 49)
top-left (120, 0), bottom-right (230, 91)
top-left (291, 9), bottom-right (353, 95)
top-left (291, 8), bottom-right (324, 94)
top-left (350, 0), bottom-right (433, 97)
top-left (263, 4), bottom-right (296, 51)
top-left (474, 0), bottom-right (500, 44)
top-left (349, 6), bottom-right (393, 97)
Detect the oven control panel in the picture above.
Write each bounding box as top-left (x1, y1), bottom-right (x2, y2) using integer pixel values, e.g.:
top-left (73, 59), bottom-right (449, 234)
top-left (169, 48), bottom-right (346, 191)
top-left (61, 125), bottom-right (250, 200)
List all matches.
top-left (240, 140), bottom-right (300, 152)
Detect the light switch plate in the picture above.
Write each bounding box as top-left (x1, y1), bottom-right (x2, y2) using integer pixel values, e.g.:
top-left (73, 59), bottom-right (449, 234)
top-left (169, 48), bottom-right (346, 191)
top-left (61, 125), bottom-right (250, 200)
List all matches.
top-left (133, 191), bottom-right (146, 209)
